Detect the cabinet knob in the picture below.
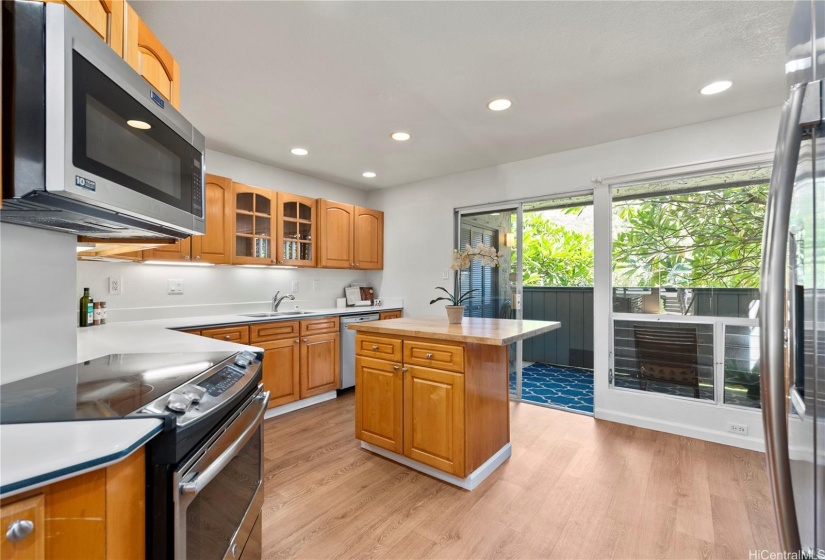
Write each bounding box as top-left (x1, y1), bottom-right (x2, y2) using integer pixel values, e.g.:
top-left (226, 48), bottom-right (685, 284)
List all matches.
top-left (372, 345), bottom-right (379, 351)
top-left (5, 520), bottom-right (34, 543)
top-left (184, 255), bottom-right (190, 261)
top-left (195, 255), bottom-right (201, 261)
top-left (351, 263), bottom-right (355, 268)
top-left (402, 367), bottom-right (408, 373)
top-left (425, 353), bottom-right (433, 359)
top-left (303, 338), bottom-right (308, 343)
top-left (224, 335), bottom-right (231, 340)
top-left (295, 339), bottom-right (300, 344)
top-left (393, 365), bottom-right (400, 371)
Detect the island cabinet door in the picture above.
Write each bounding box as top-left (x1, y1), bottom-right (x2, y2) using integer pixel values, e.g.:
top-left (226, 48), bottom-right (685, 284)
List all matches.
top-left (355, 357), bottom-right (403, 453)
top-left (299, 332), bottom-right (340, 398)
top-left (403, 366), bottom-right (465, 477)
top-left (261, 338), bottom-right (300, 408)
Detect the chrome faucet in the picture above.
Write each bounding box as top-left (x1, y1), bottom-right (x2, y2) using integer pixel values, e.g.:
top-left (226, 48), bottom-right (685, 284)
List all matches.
top-left (272, 291), bottom-right (296, 312)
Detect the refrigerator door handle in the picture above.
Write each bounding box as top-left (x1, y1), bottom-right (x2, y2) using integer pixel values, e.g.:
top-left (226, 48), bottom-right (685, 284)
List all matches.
top-left (760, 81), bottom-right (813, 554)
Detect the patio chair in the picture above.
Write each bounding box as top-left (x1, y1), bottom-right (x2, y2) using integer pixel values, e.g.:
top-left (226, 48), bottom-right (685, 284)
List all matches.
top-left (633, 325), bottom-right (700, 398)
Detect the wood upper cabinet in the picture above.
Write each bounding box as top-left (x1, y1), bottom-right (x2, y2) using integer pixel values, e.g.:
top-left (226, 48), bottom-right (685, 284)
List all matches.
top-left (318, 201), bottom-right (383, 270)
top-left (124, 3), bottom-right (180, 109)
top-left (318, 200), bottom-right (354, 269)
top-left (191, 174), bottom-right (233, 264)
top-left (354, 207), bottom-right (384, 270)
top-left (46, 0), bottom-right (125, 56)
top-left (403, 365), bottom-right (465, 476)
top-left (276, 193), bottom-right (316, 267)
top-left (140, 238), bottom-right (191, 262)
top-left (232, 183), bottom-right (277, 265)
top-left (355, 356), bottom-right (403, 454)
top-left (299, 332), bottom-right (340, 399)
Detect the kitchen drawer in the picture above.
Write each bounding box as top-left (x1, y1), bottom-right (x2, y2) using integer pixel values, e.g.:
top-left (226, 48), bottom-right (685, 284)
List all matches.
top-left (355, 334), bottom-right (402, 362)
top-left (181, 329), bottom-right (201, 336)
top-left (300, 316), bottom-right (339, 336)
top-left (379, 310), bottom-right (402, 320)
top-left (200, 325), bottom-right (250, 344)
top-left (403, 340), bottom-right (464, 373)
top-left (251, 321), bottom-right (299, 343)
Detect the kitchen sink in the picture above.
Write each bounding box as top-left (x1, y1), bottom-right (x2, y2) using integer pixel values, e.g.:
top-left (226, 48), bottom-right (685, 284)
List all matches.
top-left (240, 311), bottom-right (313, 318)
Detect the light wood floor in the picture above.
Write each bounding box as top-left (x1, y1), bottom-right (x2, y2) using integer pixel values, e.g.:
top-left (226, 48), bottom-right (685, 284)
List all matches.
top-left (261, 392), bottom-right (779, 559)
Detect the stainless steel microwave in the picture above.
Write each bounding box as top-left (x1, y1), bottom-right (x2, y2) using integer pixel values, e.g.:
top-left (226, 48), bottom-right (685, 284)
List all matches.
top-left (1, 1), bottom-right (205, 239)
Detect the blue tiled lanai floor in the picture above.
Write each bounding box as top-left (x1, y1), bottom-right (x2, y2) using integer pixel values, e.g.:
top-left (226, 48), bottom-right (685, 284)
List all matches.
top-left (509, 363), bottom-right (594, 415)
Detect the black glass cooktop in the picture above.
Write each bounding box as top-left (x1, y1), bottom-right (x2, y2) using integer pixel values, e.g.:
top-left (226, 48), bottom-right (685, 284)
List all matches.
top-left (0, 351), bottom-right (236, 424)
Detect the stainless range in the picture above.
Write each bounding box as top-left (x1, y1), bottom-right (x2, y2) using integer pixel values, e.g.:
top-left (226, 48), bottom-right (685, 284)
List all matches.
top-left (0, 350), bottom-right (270, 560)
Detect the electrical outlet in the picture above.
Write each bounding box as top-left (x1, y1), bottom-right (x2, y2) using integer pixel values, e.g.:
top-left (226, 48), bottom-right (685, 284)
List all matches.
top-left (108, 277), bottom-right (123, 295)
top-left (727, 422), bottom-right (748, 436)
top-left (313, 280), bottom-right (320, 293)
top-left (168, 279), bottom-right (184, 295)
top-left (291, 280), bottom-right (299, 292)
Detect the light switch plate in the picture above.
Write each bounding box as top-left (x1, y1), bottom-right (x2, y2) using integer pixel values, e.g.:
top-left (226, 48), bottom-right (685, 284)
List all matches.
top-left (291, 280), bottom-right (300, 292)
top-left (313, 280), bottom-right (320, 293)
top-left (442, 269), bottom-right (450, 280)
top-left (168, 279), bottom-right (184, 295)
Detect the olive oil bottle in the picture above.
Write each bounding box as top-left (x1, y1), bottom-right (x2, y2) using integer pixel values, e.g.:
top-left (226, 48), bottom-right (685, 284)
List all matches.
top-left (79, 287), bottom-right (91, 327)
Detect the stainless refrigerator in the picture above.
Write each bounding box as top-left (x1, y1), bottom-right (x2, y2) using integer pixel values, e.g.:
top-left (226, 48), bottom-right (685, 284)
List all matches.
top-left (761, 1), bottom-right (825, 556)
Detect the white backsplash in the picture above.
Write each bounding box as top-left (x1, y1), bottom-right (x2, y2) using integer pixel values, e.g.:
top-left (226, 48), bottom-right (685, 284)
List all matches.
top-left (76, 260), bottom-right (379, 322)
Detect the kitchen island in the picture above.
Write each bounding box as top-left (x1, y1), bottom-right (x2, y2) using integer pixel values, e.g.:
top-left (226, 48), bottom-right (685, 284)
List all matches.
top-left (348, 316), bottom-right (559, 490)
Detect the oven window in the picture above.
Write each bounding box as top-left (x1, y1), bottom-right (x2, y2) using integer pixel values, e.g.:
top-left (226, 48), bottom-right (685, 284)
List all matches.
top-left (71, 51), bottom-right (198, 213)
top-left (185, 425), bottom-right (261, 559)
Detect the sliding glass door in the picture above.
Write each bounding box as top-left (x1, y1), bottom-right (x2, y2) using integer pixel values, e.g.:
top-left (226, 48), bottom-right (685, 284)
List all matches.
top-left (456, 206), bottom-right (523, 397)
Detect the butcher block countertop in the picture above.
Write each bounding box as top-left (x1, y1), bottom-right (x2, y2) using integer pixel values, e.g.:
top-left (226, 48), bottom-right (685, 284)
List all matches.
top-left (347, 316), bottom-right (560, 345)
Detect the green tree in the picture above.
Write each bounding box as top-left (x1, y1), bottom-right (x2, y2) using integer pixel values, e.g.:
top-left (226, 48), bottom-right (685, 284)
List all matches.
top-left (521, 213), bottom-right (594, 286)
top-left (612, 184), bottom-right (768, 288)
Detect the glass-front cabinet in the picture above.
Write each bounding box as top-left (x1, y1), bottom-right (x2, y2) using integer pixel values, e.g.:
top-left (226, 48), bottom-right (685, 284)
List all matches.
top-left (232, 183), bottom-right (276, 265)
top-left (232, 184), bottom-right (316, 266)
top-left (277, 194), bottom-right (316, 267)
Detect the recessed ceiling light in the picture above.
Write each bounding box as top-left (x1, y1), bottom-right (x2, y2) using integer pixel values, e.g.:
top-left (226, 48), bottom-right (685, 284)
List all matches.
top-left (290, 147), bottom-right (309, 156)
top-left (362, 171), bottom-right (377, 178)
top-left (127, 119), bottom-right (151, 129)
top-left (487, 99), bottom-right (512, 111)
top-left (391, 132), bottom-right (411, 142)
top-left (699, 81), bottom-right (732, 95)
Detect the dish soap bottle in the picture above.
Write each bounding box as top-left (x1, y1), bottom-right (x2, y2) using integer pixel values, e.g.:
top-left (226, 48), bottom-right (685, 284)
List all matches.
top-left (79, 288), bottom-right (91, 327)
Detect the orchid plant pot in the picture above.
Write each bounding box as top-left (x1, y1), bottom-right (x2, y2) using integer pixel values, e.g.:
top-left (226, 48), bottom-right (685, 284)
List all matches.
top-left (445, 305), bottom-right (465, 324)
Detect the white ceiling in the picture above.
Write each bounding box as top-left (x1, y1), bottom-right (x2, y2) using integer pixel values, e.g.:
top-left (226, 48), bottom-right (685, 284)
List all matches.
top-left (132, 1), bottom-right (792, 190)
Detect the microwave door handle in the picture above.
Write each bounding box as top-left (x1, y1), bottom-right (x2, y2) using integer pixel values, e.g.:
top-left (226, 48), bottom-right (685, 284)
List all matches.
top-left (760, 81), bottom-right (812, 554)
top-left (179, 390), bottom-right (269, 496)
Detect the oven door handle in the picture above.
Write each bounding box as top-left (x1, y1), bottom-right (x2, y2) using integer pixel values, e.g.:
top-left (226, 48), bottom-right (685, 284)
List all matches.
top-left (179, 390), bottom-right (270, 496)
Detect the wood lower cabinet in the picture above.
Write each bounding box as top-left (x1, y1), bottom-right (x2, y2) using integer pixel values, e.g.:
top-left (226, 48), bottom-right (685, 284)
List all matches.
top-left (300, 332), bottom-right (340, 398)
top-left (403, 365), bottom-right (465, 476)
top-left (354, 334), bottom-right (508, 479)
top-left (200, 325), bottom-right (250, 344)
top-left (379, 310), bottom-right (402, 320)
top-left (355, 356), bottom-right (403, 454)
top-left (0, 447), bottom-right (145, 560)
top-left (260, 337), bottom-right (301, 408)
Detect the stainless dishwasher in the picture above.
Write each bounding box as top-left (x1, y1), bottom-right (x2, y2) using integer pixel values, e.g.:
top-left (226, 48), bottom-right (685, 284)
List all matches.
top-left (340, 313), bottom-right (381, 389)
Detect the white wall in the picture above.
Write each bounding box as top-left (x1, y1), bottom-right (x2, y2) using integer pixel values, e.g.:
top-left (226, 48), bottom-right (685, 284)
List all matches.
top-left (77, 149), bottom-right (372, 321)
top-left (1, 224), bottom-right (77, 384)
top-left (366, 106), bottom-right (782, 451)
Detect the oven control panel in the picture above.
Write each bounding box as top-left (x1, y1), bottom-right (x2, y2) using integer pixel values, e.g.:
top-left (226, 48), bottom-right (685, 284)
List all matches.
top-left (135, 352), bottom-right (261, 426)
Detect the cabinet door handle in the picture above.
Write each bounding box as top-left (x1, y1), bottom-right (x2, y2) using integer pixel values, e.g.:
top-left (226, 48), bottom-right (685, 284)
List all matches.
top-left (393, 365), bottom-right (400, 370)
top-left (224, 335), bottom-right (231, 340)
top-left (303, 338), bottom-right (308, 343)
top-left (294, 339), bottom-right (299, 344)
top-left (401, 367), bottom-right (408, 373)
top-left (372, 345), bottom-right (379, 351)
top-left (195, 255), bottom-right (201, 261)
top-left (425, 353), bottom-right (433, 359)
top-left (5, 520), bottom-right (34, 543)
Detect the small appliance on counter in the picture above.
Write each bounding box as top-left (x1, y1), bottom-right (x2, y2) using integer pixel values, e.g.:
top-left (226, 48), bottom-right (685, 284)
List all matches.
top-left (0, 351), bottom-right (268, 559)
top-left (344, 286), bottom-right (375, 306)
top-left (2, 1), bottom-right (205, 239)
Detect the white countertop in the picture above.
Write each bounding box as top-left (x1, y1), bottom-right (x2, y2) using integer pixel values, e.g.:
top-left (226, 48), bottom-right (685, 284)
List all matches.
top-left (0, 419), bottom-right (163, 498)
top-left (3, 304), bottom-right (401, 498)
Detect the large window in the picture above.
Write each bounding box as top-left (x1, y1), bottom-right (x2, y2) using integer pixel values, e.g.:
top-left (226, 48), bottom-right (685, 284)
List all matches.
top-left (611, 166), bottom-right (769, 409)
